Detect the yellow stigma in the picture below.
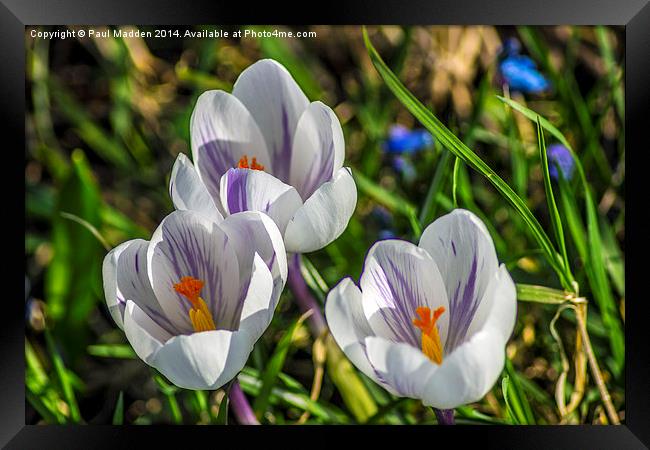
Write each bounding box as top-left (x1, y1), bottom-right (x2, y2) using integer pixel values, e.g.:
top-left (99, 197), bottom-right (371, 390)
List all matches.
top-left (412, 306), bottom-right (445, 364)
top-left (173, 276), bottom-right (216, 333)
top-left (237, 155), bottom-right (265, 171)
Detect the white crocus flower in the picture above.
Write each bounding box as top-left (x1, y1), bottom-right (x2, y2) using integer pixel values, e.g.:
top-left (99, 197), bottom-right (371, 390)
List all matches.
top-left (325, 209), bottom-right (517, 410)
top-left (169, 58), bottom-right (357, 253)
top-left (102, 209), bottom-right (287, 390)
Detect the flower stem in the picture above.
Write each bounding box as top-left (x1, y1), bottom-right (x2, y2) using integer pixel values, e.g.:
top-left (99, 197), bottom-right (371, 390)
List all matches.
top-left (433, 408), bottom-right (455, 425)
top-left (229, 381), bottom-right (260, 425)
top-left (287, 253), bottom-right (327, 335)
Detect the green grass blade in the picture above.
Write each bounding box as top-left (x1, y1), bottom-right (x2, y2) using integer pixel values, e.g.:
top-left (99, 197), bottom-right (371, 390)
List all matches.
top-left (154, 374), bottom-right (183, 424)
top-left (536, 117), bottom-right (574, 287)
top-left (44, 330), bottom-right (81, 423)
top-left (497, 95), bottom-right (624, 374)
top-left (112, 391), bottom-right (124, 425)
top-left (419, 149), bottom-right (452, 226)
top-left (516, 283), bottom-right (569, 305)
top-left (252, 312), bottom-right (311, 419)
top-left (87, 344), bottom-right (136, 359)
top-left (362, 28), bottom-right (570, 289)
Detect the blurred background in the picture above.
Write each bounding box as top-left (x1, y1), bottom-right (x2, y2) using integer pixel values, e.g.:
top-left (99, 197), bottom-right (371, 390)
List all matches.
top-left (25, 25), bottom-right (625, 425)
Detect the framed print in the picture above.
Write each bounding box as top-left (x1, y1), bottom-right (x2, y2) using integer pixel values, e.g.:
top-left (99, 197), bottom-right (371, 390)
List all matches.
top-left (6, 0), bottom-right (650, 448)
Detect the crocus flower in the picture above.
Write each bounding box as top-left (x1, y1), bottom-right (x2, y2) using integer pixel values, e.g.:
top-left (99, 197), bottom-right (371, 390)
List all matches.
top-left (169, 59), bottom-right (357, 254)
top-left (102, 209), bottom-right (287, 390)
top-left (383, 125), bottom-right (433, 155)
top-left (498, 38), bottom-right (549, 94)
top-left (546, 144), bottom-right (575, 181)
top-left (325, 209), bottom-right (517, 410)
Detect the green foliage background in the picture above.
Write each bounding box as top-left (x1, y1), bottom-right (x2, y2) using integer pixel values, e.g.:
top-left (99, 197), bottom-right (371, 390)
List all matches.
top-left (25, 25), bottom-right (625, 425)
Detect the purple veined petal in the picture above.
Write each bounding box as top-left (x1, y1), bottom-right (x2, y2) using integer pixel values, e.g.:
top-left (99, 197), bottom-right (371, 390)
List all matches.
top-left (169, 153), bottom-right (225, 222)
top-left (232, 59), bottom-right (310, 182)
top-left (217, 211), bottom-right (288, 305)
top-left (418, 209), bottom-right (499, 353)
top-left (191, 90), bottom-right (271, 201)
top-left (103, 239), bottom-right (178, 335)
top-left (289, 101), bottom-right (344, 200)
top-left (147, 210), bottom-right (244, 334)
top-left (359, 239), bottom-right (449, 349)
top-left (219, 168), bottom-right (303, 235)
top-left (123, 300), bottom-right (171, 365)
top-left (465, 264), bottom-right (517, 343)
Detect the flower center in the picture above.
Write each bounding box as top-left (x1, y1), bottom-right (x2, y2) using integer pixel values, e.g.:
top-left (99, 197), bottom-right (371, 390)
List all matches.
top-left (237, 155), bottom-right (264, 171)
top-left (412, 306), bottom-right (445, 364)
top-left (173, 276), bottom-right (216, 332)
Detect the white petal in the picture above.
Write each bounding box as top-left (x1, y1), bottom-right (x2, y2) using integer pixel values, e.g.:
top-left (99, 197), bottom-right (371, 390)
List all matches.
top-left (103, 239), bottom-right (176, 334)
top-left (169, 153), bottom-right (224, 222)
top-left (284, 167), bottom-right (357, 253)
top-left (232, 59), bottom-right (309, 181)
top-left (325, 278), bottom-right (375, 379)
top-left (217, 211), bottom-right (288, 304)
top-left (191, 90), bottom-right (270, 200)
top-left (359, 239), bottom-right (449, 348)
top-left (289, 101), bottom-right (344, 199)
top-left (219, 168), bottom-right (303, 235)
top-left (421, 327), bottom-right (506, 409)
top-left (466, 264), bottom-right (517, 342)
top-left (102, 241), bottom-right (130, 329)
top-left (364, 336), bottom-right (438, 398)
top-left (419, 209), bottom-right (499, 351)
top-left (123, 300), bottom-right (172, 364)
top-left (237, 253), bottom-right (276, 343)
top-left (147, 210), bottom-right (243, 333)
top-left (152, 328), bottom-right (254, 390)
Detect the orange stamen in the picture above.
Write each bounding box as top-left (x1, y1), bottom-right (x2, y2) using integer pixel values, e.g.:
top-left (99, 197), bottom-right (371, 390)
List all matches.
top-left (237, 155), bottom-right (264, 171)
top-left (412, 306), bottom-right (445, 364)
top-left (173, 276), bottom-right (216, 332)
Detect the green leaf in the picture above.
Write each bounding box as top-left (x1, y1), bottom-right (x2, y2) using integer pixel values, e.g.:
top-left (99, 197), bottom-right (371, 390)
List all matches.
top-left (87, 344), bottom-right (137, 359)
top-left (516, 283), bottom-right (570, 305)
top-left (238, 369), bottom-right (350, 423)
top-left (44, 330), bottom-right (81, 423)
top-left (536, 117), bottom-right (574, 287)
top-left (112, 392), bottom-right (124, 425)
top-left (497, 95), bottom-right (625, 375)
top-left (353, 169), bottom-right (421, 237)
top-left (252, 312), bottom-right (311, 419)
top-left (154, 374), bottom-right (183, 424)
top-left (45, 150), bottom-right (104, 353)
top-left (362, 28), bottom-right (570, 290)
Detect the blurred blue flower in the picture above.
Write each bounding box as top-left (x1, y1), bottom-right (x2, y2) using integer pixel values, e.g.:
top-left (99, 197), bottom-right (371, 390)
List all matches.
top-left (498, 38), bottom-right (550, 94)
top-left (383, 125), bottom-right (434, 155)
top-left (392, 155), bottom-right (417, 182)
top-left (547, 144), bottom-right (575, 181)
top-left (371, 207), bottom-right (397, 240)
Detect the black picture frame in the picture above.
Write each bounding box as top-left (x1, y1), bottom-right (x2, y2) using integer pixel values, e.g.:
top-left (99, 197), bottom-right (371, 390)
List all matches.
top-left (7, 0), bottom-right (649, 448)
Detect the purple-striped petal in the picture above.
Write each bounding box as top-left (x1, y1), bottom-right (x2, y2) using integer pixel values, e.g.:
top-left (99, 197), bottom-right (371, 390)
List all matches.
top-left (219, 168), bottom-right (302, 234)
top-left (359, 239), bottom-right (449, 348)
top-left (218, 211), bottom-right (288, 305)
top-left (147, 210), bottom-right (243, 333)
top-left (102, 239), bottom-right (177, 334)
top-left (289, 101), bottom-right (344, 199)
top-left (418, 209), bottom-right (499, 352)
top-left (191, 90), bottom-right (271, 201)
top-left (232, 59), bottom-right (309, 182)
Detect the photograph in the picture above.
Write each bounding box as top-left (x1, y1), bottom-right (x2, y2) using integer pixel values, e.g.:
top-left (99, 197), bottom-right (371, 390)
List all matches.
top-left (24, 23), bottom-right (627, 428)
